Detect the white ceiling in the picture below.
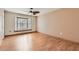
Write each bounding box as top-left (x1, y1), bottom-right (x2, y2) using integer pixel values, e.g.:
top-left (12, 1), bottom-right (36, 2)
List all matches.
top-left (4, 8), bottom-right (59, 16)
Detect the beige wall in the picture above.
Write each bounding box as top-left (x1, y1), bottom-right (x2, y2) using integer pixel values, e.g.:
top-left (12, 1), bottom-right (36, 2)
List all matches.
top-left (0, 9), bottom-right (4, 45)
top-left (4, 11), bottom-right (37, 35)
top-left (37, 8), bottom-right (79, 43)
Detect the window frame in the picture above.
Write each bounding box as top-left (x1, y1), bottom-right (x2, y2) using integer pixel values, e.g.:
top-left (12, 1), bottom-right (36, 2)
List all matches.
top-left (14, 17), bottom-right (32, 32)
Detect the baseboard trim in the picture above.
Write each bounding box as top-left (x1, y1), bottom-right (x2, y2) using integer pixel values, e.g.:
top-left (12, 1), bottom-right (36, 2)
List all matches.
top-left (5, 31), bottom-right (37, 37)
top-left (38, 32), bottom-right (79, 44)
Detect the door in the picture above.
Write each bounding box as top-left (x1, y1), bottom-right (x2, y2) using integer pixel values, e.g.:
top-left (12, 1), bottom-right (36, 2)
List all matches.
top-left (0, 9), bottom-right (4, 46)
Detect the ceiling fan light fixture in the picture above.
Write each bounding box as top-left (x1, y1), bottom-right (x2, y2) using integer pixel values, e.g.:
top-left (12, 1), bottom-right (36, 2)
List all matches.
top-left (30, 8), bottom-right (33, 10)
top-left (29, 11), bottom-right (33, 13)
top-left (24, 8), bottom-right (40, 15)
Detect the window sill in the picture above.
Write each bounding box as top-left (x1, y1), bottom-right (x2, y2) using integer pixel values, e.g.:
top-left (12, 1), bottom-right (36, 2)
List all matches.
top-left (14, 29), bottom-right (32, 32)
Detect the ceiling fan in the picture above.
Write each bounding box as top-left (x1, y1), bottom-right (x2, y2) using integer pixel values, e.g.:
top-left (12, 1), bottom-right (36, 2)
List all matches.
top-left (24, 8), bottom-right (40, 15)
top-left (29, 8), bottom-right (40, 15)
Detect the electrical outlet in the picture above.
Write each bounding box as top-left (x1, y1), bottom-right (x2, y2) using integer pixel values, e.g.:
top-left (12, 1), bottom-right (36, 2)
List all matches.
top-left (59, 32), bottom-right (63, 35)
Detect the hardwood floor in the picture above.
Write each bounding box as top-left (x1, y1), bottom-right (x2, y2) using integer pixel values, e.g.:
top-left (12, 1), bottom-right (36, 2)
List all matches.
top-left (0, 32), bottom-right (79, 51)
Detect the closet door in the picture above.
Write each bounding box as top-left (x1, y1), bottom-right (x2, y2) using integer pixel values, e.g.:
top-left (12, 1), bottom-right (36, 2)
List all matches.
top-left (0, 9), bottom-right (4, 46)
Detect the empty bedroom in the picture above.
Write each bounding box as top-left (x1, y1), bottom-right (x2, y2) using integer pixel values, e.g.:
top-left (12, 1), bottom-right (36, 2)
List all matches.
top-left (0, 8), bottom-right (79, 51)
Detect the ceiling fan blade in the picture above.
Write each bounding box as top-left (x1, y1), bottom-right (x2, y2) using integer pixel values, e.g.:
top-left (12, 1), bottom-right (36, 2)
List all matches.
top-left (33, 13), bottom-right (36, 15)
top-left (32, 11), bottom-right (40, 13)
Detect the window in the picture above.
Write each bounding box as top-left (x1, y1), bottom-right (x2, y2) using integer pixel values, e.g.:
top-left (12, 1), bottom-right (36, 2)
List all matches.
top-left (15, 17), bottom-right (32, 31)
